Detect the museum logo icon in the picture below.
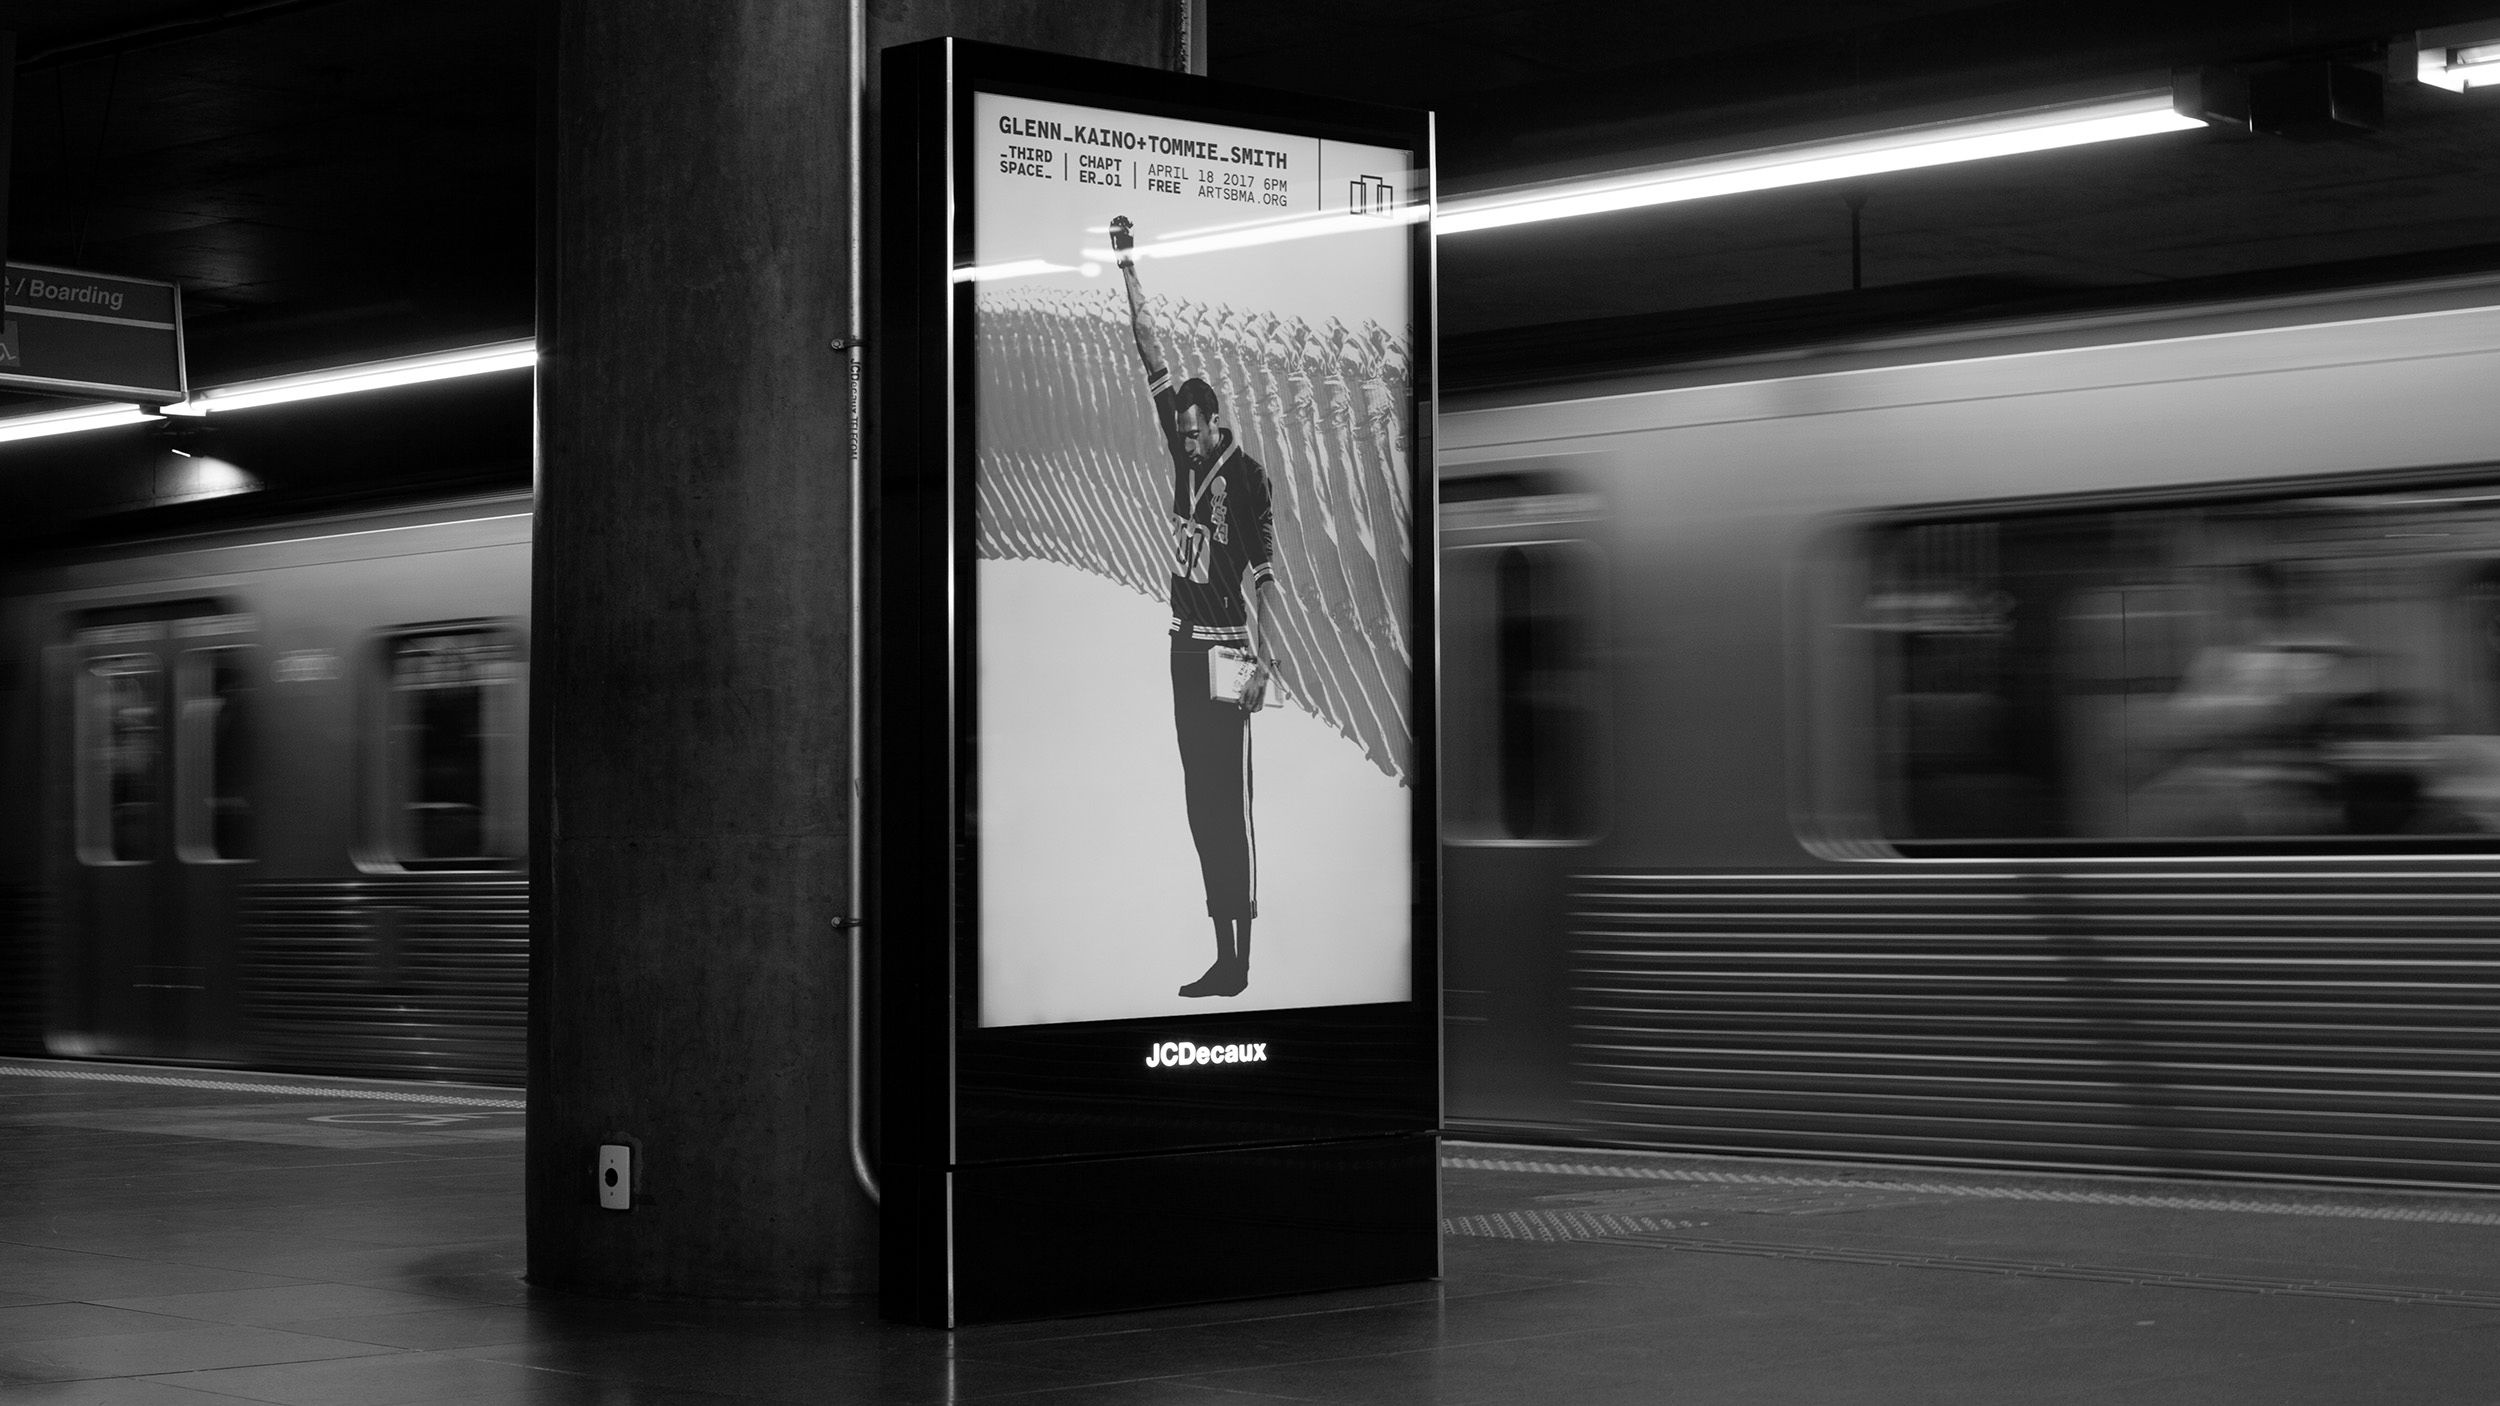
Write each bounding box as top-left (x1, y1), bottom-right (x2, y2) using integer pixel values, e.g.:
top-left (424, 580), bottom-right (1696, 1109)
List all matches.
top-left (1349, 174), bottom-right (1399, 216)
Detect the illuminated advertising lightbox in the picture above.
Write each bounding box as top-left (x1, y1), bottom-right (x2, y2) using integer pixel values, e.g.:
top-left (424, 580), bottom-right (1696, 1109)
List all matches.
top-left (970, 93), bottom-right (1416, 1026)
top-left (876, 39), bottom-right (1438, 1327)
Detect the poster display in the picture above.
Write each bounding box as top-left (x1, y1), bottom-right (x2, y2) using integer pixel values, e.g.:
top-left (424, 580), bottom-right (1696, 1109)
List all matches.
top-left (876, 39), bottom-right (1437, 1324)
top-left (965, 93), bottom-right (1422, 1027)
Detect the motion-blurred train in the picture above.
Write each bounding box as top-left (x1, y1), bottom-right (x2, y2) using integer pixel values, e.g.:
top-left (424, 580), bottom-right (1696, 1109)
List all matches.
top-left (13, 271), bottom-right (2500, 1188)
top-left (1440, 269), bottom-right (2500, 1188)
top-left (0, 495), bottom-right (531, 1083)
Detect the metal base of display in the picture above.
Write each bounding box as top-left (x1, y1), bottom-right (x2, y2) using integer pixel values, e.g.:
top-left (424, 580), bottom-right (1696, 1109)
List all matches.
top-left (884, 1133), bottom-right (1439, 1326)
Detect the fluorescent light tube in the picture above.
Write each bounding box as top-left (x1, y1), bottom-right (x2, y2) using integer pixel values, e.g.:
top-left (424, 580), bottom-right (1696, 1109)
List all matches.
top-left (166, 339), bottom-right (537, 416)
top-left (954, 259), bottom-right (1079, 283)
top-left (1081, 205), bottom-right (1429, 265)
top-left (0, 402), bottom-right (153, 443)
top-left (0, 340), bottom-right (538, 448)
top-left (2418, 24), bottom-right (2500, 91)
top-left (1437, 91), bottom-right (2206, 235)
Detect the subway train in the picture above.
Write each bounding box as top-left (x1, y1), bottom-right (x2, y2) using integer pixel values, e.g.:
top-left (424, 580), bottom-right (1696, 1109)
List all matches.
top-left (0, 493), bottom-right (531, 1084)
top-left (11, 271), bottom-right (2500, 1190)
top-left (1439, 268), bottom-right (2500, 1189)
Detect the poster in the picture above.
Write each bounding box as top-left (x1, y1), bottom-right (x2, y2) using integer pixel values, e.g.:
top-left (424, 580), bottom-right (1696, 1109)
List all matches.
top-left (967, 92), bottom-right (1420, 1027)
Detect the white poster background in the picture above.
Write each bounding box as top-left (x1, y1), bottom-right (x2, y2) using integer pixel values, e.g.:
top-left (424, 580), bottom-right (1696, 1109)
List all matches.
top-left (970, 91), bottom-right (1417, 1027)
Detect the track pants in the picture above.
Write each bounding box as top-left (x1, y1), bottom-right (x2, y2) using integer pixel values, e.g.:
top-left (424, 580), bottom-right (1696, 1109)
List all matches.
top-left (1171, 636), bottom-right (1257, 920)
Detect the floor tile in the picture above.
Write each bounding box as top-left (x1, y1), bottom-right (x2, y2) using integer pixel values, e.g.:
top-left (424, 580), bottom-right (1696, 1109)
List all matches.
top-left (2058, 1318), bottom-right (2500, 1406)
top-left (17, 1059), bottom-right (2500, 1405)
top-left (0, 1324), bottom-right (397, 1384)
top-left (258, 1304), bottom-right (566, 1353)
top-left (452, 1331), bottom-right (1086, 1405)
top-left (0, 1302), bottom-right (210, 1345)
top-left (0, 1261), bottom-right (315, 1303)
top-left (0, 1380), bottom-right (256, 1404)
top-left (96, 1284), bottom-right (470, 1329)
top-left (146, 1350), bottom-right (569, 1406)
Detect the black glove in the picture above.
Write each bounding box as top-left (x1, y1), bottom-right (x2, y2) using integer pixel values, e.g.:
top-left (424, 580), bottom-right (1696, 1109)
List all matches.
top-left (1109, 215), bottom-right (1135, 254)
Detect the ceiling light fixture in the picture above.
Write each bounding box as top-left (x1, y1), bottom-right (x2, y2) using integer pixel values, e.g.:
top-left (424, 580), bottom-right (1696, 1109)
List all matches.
top-left (161, 339), bottom-right (537, 416)
top-left (155, 451), bottom-right (262, 504)
top-left (2415, 23), bottom-right (2500, 91)
top-left (1436, 90), bottom-right (2207, 235)
top-left (0, 402), bottom-right (154, 444)
top-left (0, 340), bottom-right (538, 446)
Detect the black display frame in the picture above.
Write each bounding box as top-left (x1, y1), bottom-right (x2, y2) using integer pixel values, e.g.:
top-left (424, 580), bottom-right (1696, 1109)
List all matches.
top-left (873, 37), bottom-right (1440, 1327)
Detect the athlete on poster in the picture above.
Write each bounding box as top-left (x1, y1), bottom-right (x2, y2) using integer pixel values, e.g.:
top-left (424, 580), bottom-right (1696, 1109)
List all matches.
top-left (969, 92), bottom-right (1418, 1027)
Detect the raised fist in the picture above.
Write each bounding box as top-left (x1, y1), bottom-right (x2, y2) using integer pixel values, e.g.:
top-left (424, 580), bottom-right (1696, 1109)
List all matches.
top-left (1109, 215), bottom-right (1135, 253)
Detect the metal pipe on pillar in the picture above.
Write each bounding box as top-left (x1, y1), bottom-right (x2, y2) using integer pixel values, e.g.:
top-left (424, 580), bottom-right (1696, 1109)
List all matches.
top-left (842, 0), bottom-right (877, 1212)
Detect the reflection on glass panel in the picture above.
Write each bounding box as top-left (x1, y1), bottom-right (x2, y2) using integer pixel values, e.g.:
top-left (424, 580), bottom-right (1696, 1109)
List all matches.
top-left (210, 653), bottom-right (253, 857)
top-left (1493, 544), bottom-right (1598, 840)
top-left (86, 658), bottom-right (163, 863)
top-left (389, 632), bottom-right (519, 863)
top-left (1867, 483), bottom-right (2500, 845)
top-left (178, 649), bottom-right (254, 861)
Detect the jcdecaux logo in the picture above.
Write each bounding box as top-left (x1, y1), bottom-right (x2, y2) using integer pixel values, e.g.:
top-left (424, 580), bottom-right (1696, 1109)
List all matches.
top-left (1146, 1039), bottom-right (1267, 1069)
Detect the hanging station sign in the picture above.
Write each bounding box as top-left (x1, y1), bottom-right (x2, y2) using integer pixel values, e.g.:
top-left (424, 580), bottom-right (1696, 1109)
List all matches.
top-left (0, 263), bottom-right (186, 403)
top-left (874, 38), bottom-right (1439, 1326)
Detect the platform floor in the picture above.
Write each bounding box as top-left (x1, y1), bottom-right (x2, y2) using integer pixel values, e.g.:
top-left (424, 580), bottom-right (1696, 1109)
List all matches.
top-left (10, 1060), bottom-right (2500, 1404)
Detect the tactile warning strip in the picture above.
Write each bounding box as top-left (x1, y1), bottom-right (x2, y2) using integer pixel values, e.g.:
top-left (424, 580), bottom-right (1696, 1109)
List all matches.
top-left (0, 1059), bottom-right (524, 1108)
top-left (1444, 1154), bottom-right (2500, 1226)
top-left (1610, 1233), bottom-right (2500, 1312)
top-left (1440, 1189), bottom-right (2500, 1310)
top-left (1442, 1210), bottom-right (1709, 1241)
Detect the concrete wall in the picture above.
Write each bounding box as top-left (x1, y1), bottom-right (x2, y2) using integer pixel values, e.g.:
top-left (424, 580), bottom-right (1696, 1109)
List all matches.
top-left (531, 0), bottom-right (1178, 1302)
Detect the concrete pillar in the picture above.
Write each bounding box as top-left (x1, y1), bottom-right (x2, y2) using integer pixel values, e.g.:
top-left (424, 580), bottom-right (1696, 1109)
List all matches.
top-left (531, 1), bottom-right (1178, 1302)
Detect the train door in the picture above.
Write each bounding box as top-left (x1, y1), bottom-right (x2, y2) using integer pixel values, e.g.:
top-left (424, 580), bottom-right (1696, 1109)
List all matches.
top-left (1440, 473), bottom-right (1605, 1132)
top-left (60, 601), bottom-right (256, 1061)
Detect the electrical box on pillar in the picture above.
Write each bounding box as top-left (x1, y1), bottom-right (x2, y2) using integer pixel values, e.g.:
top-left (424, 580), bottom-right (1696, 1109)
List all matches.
top-left (874, 37), bottom-right (1441, 1326)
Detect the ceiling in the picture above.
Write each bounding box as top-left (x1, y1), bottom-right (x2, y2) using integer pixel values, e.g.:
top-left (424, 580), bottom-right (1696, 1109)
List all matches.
top-left (4, 0), bottom-right (533, 384)
top-left (5, 0), bottom-right (2500, 535)
top-left (1217, 1), bottom-right (2500, 356)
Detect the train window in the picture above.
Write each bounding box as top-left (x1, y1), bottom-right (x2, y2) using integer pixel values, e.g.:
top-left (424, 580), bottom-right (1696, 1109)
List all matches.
top-left (77, 656), bottom-right (163, 864)
top-left (175, 647), bottom-right (255, 863)
top-left (1444, 540), bottom-right (1602, 841)
top-left (377, 628), bottom-right (525, 868)
top-left (1863, 479), bottom-right (2500, 853)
